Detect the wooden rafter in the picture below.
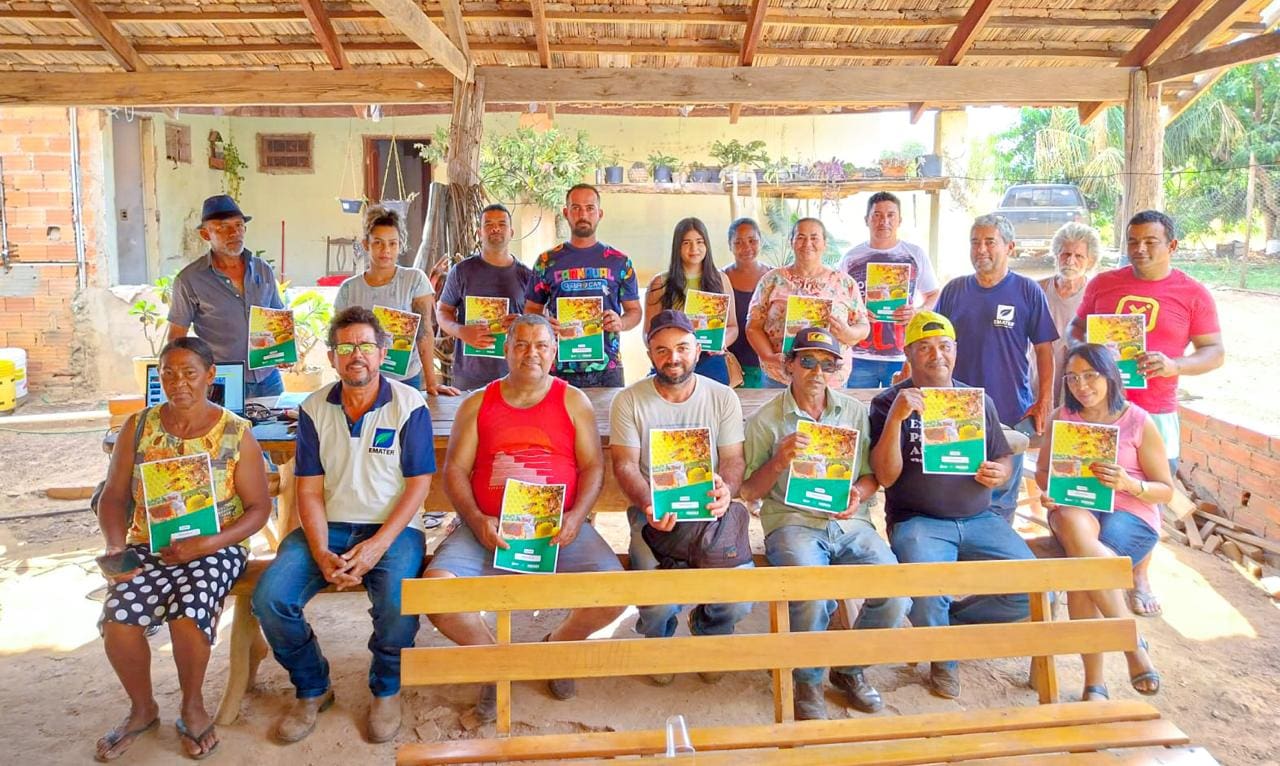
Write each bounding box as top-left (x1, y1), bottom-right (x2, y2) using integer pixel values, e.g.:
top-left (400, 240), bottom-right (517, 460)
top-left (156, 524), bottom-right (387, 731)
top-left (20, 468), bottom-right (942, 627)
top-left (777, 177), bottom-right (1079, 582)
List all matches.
top-left (364, 0), bottom-right (469, 80)
top-left (438, 0), bottom-right (471, 60)
top-left (59, 0), bottom-right (149, 72)
top-left (529, 0), bottom-right (552, 68)
top-left (1148, 30), bottom-right (1280, 83)
top-left (297, 0), bottom-right (347, 70)
top-left (938, 0), bottom-right (1001, 66)
top-left (1156, 0), bottom-right (1254, 64)
top-left (729, 0), bottom-right (771, 124)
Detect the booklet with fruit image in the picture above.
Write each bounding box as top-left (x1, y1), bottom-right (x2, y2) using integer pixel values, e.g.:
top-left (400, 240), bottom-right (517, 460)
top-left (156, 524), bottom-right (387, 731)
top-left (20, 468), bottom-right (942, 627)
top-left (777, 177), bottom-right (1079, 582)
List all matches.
top-left (920, 388), bottom-right (986, 475)
top-left (140, 453), bottom-right (220, 549)
top-left (493, 478), bottom-right (566, 574)
top-left (864, 263), bottom-right (912, 322)
top-left (1086, 314), bottom-right (1147, 389)
top-left (684, 289), bottom-right (730, 352)
top-left (247, 306), bottom-right (298, 369)
top-left (784, 420), bottom-right (859, 513)
top-left (461, 296), bottom-right (510, 358)
top-left (1047, 420), bottom-right (1119, 513)
top-left (556, 296), bottom-right (606, 362)
top-left (372, 305), bottom-right (421, 376)
top-left (782, 295), bottom-right (833, 354)
top-left (649, 427), bottom-right (715, 522)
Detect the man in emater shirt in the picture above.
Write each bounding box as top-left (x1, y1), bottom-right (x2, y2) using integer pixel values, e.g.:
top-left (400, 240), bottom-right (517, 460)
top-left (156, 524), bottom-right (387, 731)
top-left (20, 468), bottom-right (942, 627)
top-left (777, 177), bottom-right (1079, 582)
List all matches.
top-left (524, 184), bottom-right (642, 388)
top-left (1070, 209), bottom-right (1224, 617)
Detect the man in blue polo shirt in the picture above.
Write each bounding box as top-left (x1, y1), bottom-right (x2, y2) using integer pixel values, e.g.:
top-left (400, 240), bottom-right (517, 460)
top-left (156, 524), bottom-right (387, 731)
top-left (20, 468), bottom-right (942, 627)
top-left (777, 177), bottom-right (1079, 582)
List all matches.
top-left (168, 195), bottom-right (287, 397)
top-left (253, 306), bottom-right (434, 746)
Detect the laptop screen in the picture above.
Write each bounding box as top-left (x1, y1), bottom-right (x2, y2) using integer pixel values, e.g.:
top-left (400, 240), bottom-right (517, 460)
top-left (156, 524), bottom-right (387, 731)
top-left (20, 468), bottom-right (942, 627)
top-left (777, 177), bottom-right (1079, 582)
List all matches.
top-left (145, 362), bottom-right (247, 415)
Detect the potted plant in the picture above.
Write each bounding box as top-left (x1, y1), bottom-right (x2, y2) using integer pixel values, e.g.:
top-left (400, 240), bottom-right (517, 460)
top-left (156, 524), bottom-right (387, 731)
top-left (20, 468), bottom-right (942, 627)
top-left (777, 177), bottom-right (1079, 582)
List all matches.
top-left (687, 162), bottom-right (711, 184)
top-left (602, 152), bottom-right (624, 184)
top-left (627, 161), bottom-right (650, 183)
top-left (763, 157), bottom-right (793, 185)
top-left (647, 152), bottom-right (679, 184)
top-left (811, 158), bottom-right (846, 185)
top-left (283, 288), bottom-right (333, 392)
top-left (709, 139), bottom-right (770, 185)
top-left (127, 275), bottom-right (174, 393)
top-left (878, 141), bottom-right (925, 178)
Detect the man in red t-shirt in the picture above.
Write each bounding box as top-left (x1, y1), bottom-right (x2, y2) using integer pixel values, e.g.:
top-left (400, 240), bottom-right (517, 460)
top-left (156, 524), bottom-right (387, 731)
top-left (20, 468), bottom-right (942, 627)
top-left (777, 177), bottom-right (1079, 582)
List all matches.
top-left (425, 314), bottom-right (624, 721)
top-left (1071, 209), bottom-right (1224, 616)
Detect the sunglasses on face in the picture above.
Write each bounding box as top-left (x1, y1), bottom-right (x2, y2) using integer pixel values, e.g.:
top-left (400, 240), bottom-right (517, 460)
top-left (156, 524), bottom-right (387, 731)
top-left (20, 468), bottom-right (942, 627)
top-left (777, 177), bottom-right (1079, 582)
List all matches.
top-left (333, 342), bottom-right (380, 356)
top-left (797, 355), bottom-right (840, 374)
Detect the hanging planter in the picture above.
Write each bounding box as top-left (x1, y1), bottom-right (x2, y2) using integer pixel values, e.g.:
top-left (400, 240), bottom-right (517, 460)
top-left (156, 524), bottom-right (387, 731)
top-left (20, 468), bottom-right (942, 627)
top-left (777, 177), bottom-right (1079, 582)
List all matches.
top-left (339, 198), bottom-right (364, 214)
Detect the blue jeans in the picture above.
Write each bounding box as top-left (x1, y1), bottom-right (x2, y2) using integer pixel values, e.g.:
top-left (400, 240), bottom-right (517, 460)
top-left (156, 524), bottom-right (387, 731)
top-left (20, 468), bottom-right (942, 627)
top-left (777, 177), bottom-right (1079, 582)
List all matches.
top-left (761, 375), bottom-right (786, 389)
top-left (395, 372), bottom-right (422, 391)
top-left (247, 369), bottom-right (284, 398)
top-left (252, 524), bottom-right (426, 698)
top-left (626, 506), bottom-right (754, 637)
top-left (989, 452), bottom-right (1024, 523)
top-left (889, 511), bottom-right (1034, 672)
top-left (845, 359), bottom-right (902, 389)
top-left (766, 521), bottom-right (911, 684)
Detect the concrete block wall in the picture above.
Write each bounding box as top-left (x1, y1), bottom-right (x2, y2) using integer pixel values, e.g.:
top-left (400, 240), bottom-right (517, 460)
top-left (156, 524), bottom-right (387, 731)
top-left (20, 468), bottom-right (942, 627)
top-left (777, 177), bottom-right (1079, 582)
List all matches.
top-left (1179, 402), bottom-right (1280, 540)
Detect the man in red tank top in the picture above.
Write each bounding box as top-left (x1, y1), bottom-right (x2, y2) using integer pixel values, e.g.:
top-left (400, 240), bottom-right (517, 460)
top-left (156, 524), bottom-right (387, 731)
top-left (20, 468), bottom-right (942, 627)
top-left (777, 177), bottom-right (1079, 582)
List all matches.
top-left (424, 314), bottom-right (624, 724)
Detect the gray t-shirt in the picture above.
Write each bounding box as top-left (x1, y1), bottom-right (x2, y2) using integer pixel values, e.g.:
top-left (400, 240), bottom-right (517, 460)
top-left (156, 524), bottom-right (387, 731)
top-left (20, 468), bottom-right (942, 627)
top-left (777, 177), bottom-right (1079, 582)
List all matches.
top-left (333, 266), bottom-right (433, 381)
top-left (1036, 275), bottom-right (1088, 407)
top-left (609, 376), bottom-right (745, 478)
top-left (437, 254), bottom-right (534, 389)
top-left (838, 240), bottom-right (940, 362)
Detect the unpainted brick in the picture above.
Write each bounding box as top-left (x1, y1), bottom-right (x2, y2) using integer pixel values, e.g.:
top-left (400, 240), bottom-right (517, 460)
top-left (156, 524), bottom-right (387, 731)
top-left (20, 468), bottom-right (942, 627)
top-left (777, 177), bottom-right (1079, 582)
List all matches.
top-left (1207, 456), bottom-right (1239, 483)
top-left (1208, 417), bottom-right (1240, 440)
top-left (1236, 427), bottom-right (1271, 451)
top-left (1178, 406), bottom-right (1209, 428)
top-left (1220, 441), bottom-right (1254, 468)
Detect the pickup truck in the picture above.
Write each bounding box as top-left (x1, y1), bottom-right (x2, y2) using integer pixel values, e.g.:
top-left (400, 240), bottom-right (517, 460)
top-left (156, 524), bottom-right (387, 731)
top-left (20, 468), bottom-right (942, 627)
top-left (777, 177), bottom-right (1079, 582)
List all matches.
top-left (994, 184), bottom-right (1094, 254)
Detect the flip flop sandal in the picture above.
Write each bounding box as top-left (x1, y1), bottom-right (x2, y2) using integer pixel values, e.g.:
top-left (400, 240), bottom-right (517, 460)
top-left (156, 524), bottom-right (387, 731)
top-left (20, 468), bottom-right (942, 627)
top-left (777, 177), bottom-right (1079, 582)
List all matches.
top-left (175, 719), bottom-right (219, 761)
top-left (95, 716), bottom-right (159, 762)
top-left (422, 512), bottom-right (445, 529)
top-left (1082, 684), bottom-right (1110, 701)
top-left (1130, 637), bottom-right (1161, 696)
top-left (1127, 588), bottom-right (1163, 617)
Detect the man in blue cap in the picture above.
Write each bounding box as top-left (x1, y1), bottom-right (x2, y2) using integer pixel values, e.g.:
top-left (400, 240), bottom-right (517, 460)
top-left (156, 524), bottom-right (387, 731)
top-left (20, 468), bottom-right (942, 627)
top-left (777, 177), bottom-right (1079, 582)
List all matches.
top-left (168, 194), bottom-right (287, 397)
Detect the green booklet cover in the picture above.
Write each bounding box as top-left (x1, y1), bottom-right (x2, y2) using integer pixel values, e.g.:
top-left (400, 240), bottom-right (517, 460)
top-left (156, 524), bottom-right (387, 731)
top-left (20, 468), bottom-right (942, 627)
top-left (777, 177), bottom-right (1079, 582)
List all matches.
top-left (247, 306), bottom-right (298, 369)
top-left (920, 387), bottom-right (986, 475)
top-left (1086, 314), bottom-right (1147, 390)
top-left (685, 289), bottom-right (730, 353)
top-left (372, 305), bottom-right (421, 376)
top-left (864, 262), bottom-right (912, 321)
top-left (556, 296), bottom-right (606, 363)
top-left (493, 479), bottom-right (565, 574)
top-left (649, 427), bottom-right (715, 522)
top-left (784, 420), bottom-right (859, 514)
top-left (462, 296), bottom-right (510, 358)
top-left (1047, 420), bottom-right (1119, 513)
top-left (782, 295), bottom-right (832, 354)
top-left (140, 453), bottom-right (220, 550)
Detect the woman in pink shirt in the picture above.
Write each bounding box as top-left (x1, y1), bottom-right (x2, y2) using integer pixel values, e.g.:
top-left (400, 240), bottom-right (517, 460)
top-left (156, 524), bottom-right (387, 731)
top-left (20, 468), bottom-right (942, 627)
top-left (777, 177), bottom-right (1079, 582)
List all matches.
top-left (1036, 343), bottom-right (1172, 702)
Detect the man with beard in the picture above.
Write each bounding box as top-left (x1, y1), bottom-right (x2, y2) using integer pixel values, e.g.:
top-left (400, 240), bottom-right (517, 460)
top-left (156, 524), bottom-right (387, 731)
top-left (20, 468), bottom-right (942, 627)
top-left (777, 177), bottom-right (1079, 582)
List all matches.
top-left (741, 326), bottom-right (909, 719)
top-left (610, 310), bottom-right (752, 681)
top-left (437, 203), bottom-right (534, 391)
top-left (253, 306), bottom-right (435, 745)
top-left (525, 184), bottom-right (642, 387)
top-left (1037, 223), bottom-right (1102, 407)
top-left (869, 311), bottom-right (1031, 701)
top-left (168, 195), bottom-right (287, 397)
top-left (424, 314), bottom-right (624, 722)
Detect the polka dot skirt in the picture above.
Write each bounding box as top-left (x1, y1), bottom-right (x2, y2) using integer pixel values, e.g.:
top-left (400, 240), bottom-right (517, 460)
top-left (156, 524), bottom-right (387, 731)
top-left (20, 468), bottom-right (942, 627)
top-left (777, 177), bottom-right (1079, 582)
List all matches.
top-left (98, 544), bottom-right (247, 645)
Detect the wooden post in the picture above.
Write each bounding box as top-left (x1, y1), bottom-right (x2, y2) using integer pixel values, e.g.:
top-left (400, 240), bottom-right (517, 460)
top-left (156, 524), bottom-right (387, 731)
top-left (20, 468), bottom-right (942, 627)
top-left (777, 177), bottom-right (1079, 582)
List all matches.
top-left (1028, 591), bottom-right (1059, 704)
top-left (441, 73), bottom-right (485, 270)
top-left (1121, 69), bottom-right (1164, 224)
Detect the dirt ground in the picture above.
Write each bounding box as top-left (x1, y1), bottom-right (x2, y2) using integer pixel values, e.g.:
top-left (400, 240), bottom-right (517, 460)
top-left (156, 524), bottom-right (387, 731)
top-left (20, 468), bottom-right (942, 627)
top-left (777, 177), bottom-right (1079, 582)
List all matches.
top-left (0, 285), bottom-right (1277, 765)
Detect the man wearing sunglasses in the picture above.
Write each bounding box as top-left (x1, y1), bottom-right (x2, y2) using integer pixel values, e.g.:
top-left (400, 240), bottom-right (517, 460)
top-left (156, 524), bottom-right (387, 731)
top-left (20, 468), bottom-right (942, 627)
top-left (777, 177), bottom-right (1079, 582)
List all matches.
top-left (253, 306), bottom-right (435, 745)
top-left (741, 326), bottom-right (909, 720)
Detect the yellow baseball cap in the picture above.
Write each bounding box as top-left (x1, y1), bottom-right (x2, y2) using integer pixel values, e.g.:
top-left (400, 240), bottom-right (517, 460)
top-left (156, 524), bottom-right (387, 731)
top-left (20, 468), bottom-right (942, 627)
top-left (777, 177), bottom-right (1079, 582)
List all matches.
top-left (904, 310), bottom-right (956, 347)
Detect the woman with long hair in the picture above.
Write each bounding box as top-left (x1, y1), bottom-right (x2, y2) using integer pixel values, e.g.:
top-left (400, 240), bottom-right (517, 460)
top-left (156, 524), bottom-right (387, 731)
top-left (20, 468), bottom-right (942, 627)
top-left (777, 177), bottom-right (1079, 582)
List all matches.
top-left (643, 217), bottom-right (738, 384)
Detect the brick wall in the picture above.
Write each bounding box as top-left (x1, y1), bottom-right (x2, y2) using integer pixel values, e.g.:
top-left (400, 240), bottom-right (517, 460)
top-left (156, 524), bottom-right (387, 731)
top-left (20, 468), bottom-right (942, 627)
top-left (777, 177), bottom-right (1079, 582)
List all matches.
top-left (0, 106), bottom-right (105, 393)
top-left (1179, 402), bottom-right (1280, 540)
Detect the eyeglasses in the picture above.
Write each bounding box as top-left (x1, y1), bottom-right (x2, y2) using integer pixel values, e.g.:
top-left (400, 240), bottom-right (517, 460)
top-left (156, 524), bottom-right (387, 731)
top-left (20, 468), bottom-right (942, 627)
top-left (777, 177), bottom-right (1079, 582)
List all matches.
top-left (797, 356), bottom-right (840, 374)
top-left (333, 342), bottom-right (380, 356)
top-left (1063, 370), bottom-right (1103, 386)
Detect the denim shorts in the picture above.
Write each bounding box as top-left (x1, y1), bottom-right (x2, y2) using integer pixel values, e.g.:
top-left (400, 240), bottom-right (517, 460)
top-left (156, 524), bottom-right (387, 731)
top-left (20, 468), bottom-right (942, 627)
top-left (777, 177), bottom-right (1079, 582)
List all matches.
top-left (428, 519), bottom-right (623, 577)
top-left (1095, 510), bottom-right (1159, 563)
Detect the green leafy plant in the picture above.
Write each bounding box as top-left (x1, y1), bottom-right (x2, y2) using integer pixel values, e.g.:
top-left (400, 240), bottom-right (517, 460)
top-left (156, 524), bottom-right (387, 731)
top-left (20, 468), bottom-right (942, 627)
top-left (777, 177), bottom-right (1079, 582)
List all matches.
top-left (128, 275), bottom-right (174, 357)
top-left (646, 152), bottom-right (679, 173)
top-left (878, 141), bottom-right (925, 166)
top-left (221, 139), bottom-right (247, 200)
top-left (709, 139), bottom-right (770, 173)
top-left (288, 288), bottom-right (334, 374)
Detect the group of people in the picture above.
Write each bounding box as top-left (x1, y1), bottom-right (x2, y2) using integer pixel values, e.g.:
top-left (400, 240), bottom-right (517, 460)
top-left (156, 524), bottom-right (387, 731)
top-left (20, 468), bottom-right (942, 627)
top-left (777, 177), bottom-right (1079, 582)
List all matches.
top-left (92, 188), bottom-right (1222, 760)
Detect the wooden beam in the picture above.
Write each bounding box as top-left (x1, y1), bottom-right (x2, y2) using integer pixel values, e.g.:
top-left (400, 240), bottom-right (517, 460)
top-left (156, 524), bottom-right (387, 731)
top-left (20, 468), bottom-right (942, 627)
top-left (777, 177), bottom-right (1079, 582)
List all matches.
top-left (1078, 101), bottom-right (1111, 125)
top-left (740, 0), bottom-right (770, 65)
top-left (1156, 0), bottom-right (1254, 64)
top-left (529, 0), bottom-right (552, 67)
top-left (1148, 30), bottom-right (1280, 83)
top-left (59, 0), bottom-right (149, 72)
top-left (364, 0), bottom-right (469, 80)
top-left (908, 102), bottom-right (928, 123)
top-left (297, 0), bottom-right (347, 70)
top-left (1118, 0), bottom-right (1211, 67)
top-left (438, 0), bottom-right (471, 61)
top-left (1122, 68), bottom-right (1164, 221)
top-left (728, 103), bottom-right (743, 124)
top-left (938, 0), bottom-right (1001, 66)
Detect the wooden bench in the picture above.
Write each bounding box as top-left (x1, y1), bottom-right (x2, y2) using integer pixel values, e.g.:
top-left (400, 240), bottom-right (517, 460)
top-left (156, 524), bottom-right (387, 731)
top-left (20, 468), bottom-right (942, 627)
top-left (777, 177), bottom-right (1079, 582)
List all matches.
top-left (394, 558), bottom-right (1205, 765)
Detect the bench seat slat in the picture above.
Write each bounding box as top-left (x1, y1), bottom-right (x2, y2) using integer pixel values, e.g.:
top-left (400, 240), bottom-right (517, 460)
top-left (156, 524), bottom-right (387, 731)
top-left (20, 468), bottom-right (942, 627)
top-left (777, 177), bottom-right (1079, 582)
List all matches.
top-left (556, 719), bottom-right (1191, 766)
top-left (402, 558), bottom-right (1132, 614)
top-left (402, 618), bottom-right (1135, 686)
top-left (938, 745), bottom-right (1220, 766)
top-left (394, 700), bottom-right (1161, 765)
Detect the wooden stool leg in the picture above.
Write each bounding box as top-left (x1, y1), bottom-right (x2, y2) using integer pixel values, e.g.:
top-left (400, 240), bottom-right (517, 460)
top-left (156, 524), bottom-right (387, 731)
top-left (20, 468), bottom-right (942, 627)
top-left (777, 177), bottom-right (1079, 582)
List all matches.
top-left (215, 595), bottom-right (265, 726)
top-left (274, 458), bottom-right (298, 543)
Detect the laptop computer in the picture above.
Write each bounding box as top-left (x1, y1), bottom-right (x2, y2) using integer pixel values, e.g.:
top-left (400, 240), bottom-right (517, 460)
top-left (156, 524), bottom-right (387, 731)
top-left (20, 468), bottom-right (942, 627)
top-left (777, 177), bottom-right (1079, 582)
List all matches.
top-left (144, 361), bottom-right (247, 416)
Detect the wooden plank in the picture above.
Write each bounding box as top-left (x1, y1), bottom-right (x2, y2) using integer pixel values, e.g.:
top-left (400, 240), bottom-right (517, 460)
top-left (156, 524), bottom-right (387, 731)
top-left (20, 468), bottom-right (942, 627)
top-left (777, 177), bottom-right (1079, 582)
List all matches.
top-left (395, 700), bottom-right (1162, 765)
top-left (740, 0), bottom-right (770, 65)
top-left (1183, 515), bottom-right (1205, 548)
top-left (496, 611), bottom-right (511, 736)
top-left (59, 0), bottom-right (149, 72)
top-left (1215, 525), bottom-right (1280, 556)
top-left (298, 0), bottom-right (348, 70)
top-left (1148, 31), bottom-right (1280, 83)
top-left (770, 600), bottom-right (794, 723)
top-left (437, 0), bottom-right (471, 61)
top-left (937, 0), bottom-right (1001, 66)
top-left (402, 619), bottom-right (1135, 686)
top-left (953, 746), bottom-right (1221, 765)
top-left (403, 558), bottom-right (1133, 614)
top-left (908, 102), bottom-right (927, 123)
top-left (1202, 534), bottom-right (1224, 554)
top-left (1118, 0), bottom-right (1211, 67)
top-left (1168, 486), bottom-right (1197, 520)
top-left (528, 0), bottom-right (551, 67)
top-left (364, 0), bottom-right (469, 80)
top-left (537, 719), bottom-right (1190, 766)
top-left (1156, 0), bottom-right (1254, 64)
top-left (1028, 591), bottom-right (1058, 703)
